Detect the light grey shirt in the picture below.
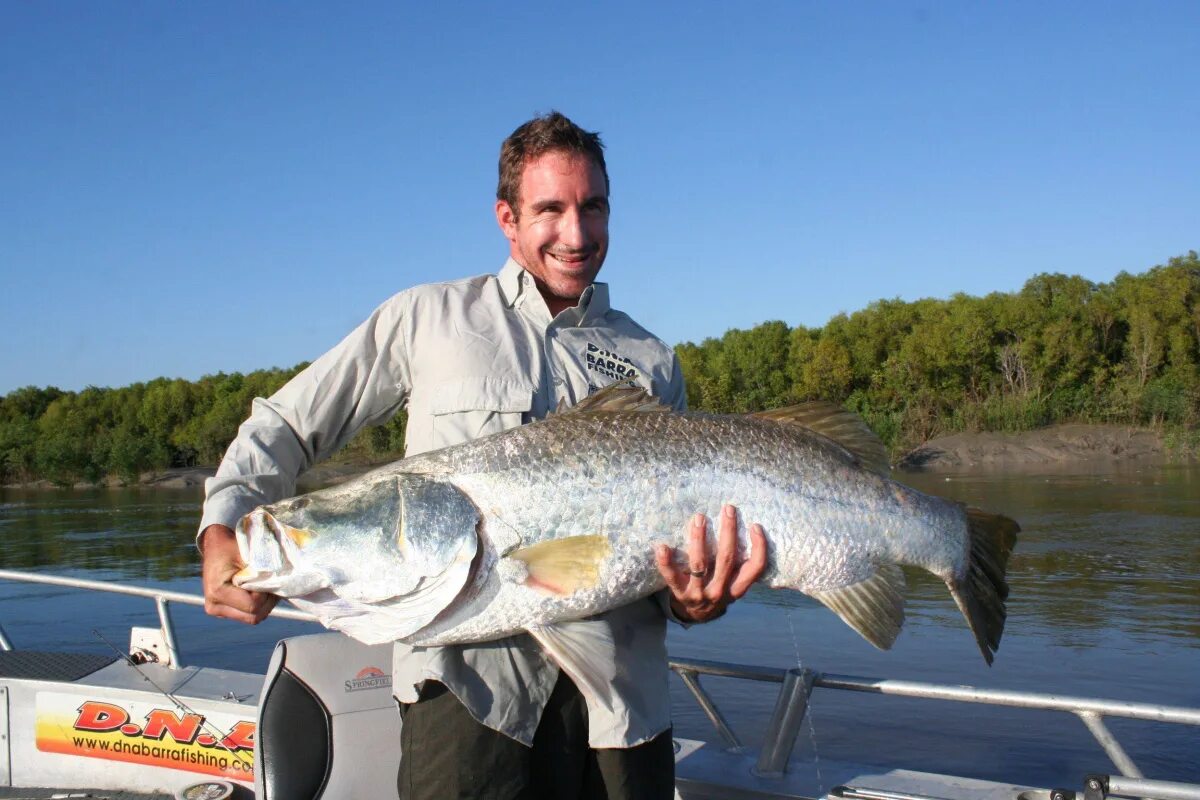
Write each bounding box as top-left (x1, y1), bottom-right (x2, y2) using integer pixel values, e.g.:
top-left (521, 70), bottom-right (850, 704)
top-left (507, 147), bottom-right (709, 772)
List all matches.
top-left (200, 259), bottom-right (687, 747)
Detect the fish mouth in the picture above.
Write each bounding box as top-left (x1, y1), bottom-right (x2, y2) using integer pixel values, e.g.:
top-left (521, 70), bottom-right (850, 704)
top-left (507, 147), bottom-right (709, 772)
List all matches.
top-left (244, 508), bottom-right (312, 549)
top-left (233, 508), bottom-right (312, 590)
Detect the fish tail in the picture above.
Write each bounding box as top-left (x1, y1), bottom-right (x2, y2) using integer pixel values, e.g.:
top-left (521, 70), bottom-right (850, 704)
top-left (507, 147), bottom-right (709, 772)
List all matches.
top-left (948, 508), bottom-right (1019, 665)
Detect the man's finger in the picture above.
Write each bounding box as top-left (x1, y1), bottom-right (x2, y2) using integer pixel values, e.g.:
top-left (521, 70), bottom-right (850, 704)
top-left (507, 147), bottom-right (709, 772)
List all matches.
top-left (655, 544), bottom-right (688, 596)
top-left (211, 581), bottom-right (276, 615)
top-left (729, 523), bottom-right (769, 599)
top-left (206, 599), bottom-right (266, 625)
top-left (708, 503), bottom-right (739, 593)
top-left (686, 513), bottom-right (709, 588)
top-left (206, 581), bottom-right (278, 624)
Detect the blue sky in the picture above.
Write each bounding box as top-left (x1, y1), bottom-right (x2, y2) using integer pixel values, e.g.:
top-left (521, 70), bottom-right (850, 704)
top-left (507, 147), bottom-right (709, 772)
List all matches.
top-left (2, 2), bottom-right (1196, 395)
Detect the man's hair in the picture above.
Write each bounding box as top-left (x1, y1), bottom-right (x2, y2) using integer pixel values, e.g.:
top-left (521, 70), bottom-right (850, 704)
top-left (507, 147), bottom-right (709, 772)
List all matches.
top-left (497, 111), bottom-right (609, 214)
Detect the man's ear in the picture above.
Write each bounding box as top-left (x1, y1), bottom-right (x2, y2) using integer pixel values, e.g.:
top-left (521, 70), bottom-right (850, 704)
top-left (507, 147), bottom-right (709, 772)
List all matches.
top-left (495, 200), bottom-right (518, 242)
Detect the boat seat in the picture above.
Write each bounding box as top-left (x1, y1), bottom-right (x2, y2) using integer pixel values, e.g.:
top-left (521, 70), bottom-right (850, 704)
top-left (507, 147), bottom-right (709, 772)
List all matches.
top-left (255, 632), bottom-right (399, 799)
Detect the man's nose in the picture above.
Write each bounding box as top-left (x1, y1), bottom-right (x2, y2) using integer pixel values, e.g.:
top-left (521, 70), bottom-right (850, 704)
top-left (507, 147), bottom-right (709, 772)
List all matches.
top-left (557, 208), bottom-right (586, 248)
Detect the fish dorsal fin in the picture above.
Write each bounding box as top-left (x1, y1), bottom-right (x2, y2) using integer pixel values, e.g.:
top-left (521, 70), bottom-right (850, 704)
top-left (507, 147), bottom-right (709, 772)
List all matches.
top-left (752, 402), bottom-right (890, 476)
top-left (812, 564), bottom-right (906, 650)
top-left (560, 381), bottom-right (670, 415)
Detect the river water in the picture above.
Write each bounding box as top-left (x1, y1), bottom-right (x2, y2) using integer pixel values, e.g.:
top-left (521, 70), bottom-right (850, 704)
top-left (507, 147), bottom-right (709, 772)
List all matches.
top-left (1, 465), bottom-right (1197, 789)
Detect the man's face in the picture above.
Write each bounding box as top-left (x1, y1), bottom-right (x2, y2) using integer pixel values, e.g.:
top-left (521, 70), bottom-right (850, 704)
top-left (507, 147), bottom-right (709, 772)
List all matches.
top-left (496, 150), bottom-right (609, 314)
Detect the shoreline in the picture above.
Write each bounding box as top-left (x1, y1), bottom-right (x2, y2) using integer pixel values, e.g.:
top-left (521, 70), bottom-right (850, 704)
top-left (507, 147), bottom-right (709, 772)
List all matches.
top-left (2, 423), bottom-right (1190, 491)
top-left (896, 423), bottom-right (1175, 472)
top-left (1, 460), bottom-right (389, 492)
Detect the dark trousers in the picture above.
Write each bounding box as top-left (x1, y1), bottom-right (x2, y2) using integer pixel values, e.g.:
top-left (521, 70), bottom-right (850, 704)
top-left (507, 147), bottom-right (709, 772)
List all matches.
top-left (397, 674), bottom-right (675, 800)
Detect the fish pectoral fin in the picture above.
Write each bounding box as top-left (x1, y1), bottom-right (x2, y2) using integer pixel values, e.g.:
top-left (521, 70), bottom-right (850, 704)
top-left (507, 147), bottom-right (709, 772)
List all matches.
top-left (812, 564), bottom-right (906, 650)
top-left (508, 535), bottom-right (611, 596)
top-left (751, 403), bottom-right (890, 476)
top-left (527, 622), bottom-right (618, 714)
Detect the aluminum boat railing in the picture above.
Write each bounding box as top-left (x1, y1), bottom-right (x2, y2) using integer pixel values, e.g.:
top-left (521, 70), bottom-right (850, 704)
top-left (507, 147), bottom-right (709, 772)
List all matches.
top-left (2, 568), bottom-right (1198, 800)
top-left (670, 657), bottom-right (1200, 799)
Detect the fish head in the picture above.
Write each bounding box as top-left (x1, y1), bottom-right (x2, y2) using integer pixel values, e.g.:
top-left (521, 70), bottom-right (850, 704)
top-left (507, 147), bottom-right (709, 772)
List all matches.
top-left (233, 473), bottom-right (480, 606)
top-left (233, 475), bottom-right (406, 599)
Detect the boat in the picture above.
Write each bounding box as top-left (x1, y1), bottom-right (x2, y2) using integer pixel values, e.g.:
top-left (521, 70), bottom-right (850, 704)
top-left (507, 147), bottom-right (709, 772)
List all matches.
top-left (0, 567), bottom-right (1197, 800)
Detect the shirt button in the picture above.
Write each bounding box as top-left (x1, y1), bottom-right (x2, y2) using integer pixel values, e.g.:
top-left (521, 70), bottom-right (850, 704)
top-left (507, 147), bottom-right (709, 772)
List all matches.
top-left (553, 378), bottom-right (564, 386)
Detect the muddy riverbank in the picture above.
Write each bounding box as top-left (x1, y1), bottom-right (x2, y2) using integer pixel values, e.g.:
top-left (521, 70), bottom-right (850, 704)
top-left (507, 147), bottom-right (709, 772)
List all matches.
top-left (897, 424), bottom-right (1169, 471)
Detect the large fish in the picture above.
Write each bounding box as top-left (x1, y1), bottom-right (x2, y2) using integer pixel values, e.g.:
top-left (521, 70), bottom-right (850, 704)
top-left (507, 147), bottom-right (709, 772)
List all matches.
top-left (235, 385), bottom-right (1017, 696)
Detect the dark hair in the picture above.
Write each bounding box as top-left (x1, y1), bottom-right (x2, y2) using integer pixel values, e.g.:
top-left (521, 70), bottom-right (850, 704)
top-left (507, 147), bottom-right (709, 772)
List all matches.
top-left (497, 111), bottom-right (609, 214)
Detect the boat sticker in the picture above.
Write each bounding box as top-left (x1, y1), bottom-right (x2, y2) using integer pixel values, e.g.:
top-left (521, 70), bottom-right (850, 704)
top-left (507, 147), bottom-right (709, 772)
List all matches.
top-left (35, 692), bottom-right (255, 781)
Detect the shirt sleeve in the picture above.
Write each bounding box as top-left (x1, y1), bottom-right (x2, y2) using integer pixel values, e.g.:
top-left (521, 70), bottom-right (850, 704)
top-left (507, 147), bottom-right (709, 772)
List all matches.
top-left (197, 293), bottom-right (412, 541)
top-left (663, 351), bottom-right (688, 412)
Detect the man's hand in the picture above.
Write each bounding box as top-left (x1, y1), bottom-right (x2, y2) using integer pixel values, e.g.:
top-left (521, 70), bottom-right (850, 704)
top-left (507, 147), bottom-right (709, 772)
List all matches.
top-left (200, 524), bottom-right (279, 625)
top-left (655, 504), bottom-right (768, 623)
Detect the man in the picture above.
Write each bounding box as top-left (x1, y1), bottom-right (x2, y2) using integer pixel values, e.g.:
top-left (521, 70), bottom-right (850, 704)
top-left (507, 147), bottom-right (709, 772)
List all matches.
top-left (198, 112), bottom-right (766, 799)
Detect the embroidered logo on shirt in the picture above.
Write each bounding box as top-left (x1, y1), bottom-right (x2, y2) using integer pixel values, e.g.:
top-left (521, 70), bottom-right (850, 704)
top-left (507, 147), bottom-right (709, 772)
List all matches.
top-left (585, 342), bottom-right (640, 384)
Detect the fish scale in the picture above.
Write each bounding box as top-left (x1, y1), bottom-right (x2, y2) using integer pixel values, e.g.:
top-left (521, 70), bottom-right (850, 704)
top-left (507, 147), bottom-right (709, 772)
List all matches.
top-left (236, 385), bottom-right (1018, 665)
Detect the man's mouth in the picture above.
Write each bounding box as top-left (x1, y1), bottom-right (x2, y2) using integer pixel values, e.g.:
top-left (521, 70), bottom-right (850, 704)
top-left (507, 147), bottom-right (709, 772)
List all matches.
top-left (546, 250), bottom-right (594, 268)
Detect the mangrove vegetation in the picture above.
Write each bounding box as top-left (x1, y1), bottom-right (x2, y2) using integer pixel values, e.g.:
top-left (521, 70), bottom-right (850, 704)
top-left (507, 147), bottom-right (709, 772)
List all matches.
top-left (2, 252), bottom-right (1197, 486)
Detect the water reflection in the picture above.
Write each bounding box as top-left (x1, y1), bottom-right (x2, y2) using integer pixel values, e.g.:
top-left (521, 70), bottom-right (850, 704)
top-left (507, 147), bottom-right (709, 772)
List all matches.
top-left (0, 488), bottom-right (203, 581)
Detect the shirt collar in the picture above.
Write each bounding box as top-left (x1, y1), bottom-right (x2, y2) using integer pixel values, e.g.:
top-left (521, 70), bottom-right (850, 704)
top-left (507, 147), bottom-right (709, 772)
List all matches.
top-left (497, 258), bottom-right (611, 328)
top-left (497, 258), bottom-right (525, 306)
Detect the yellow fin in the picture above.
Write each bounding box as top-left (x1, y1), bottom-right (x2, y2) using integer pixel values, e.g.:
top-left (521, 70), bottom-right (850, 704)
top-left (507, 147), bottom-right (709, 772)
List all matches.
top-left (508, 535), bottom-right (611, 596)
top-left (752, 402), bottom-right (889, 476)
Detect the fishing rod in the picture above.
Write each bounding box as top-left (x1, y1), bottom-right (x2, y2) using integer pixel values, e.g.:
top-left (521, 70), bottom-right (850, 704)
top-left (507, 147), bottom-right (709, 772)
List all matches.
top-left (91, 628), bottom-right (255, 774)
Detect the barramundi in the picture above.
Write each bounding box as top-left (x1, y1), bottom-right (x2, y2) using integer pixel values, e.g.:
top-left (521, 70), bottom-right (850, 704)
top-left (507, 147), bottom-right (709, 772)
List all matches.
top-left (235, 384), bottom-right (1018, 694)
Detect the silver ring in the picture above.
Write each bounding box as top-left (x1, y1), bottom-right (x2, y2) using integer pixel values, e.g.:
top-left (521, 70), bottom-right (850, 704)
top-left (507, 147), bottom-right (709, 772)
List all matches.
top-left (688, 568), bottom-right (707, 578)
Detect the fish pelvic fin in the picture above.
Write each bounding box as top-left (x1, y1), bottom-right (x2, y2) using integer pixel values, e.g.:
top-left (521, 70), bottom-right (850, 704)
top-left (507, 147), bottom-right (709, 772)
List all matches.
top-left (948, 508), bottom-right (1020, 665)
top-left (751, 403), bottom-right (889, 476)
top-left (508, 534), bottom-right (612, 596)
top-left (813, 564), bottom-right (906, 650)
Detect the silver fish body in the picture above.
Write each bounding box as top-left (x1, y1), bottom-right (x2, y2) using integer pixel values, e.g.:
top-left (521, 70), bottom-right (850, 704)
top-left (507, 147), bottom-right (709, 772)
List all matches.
top-left (235, 389), bottom-right (1017, 666)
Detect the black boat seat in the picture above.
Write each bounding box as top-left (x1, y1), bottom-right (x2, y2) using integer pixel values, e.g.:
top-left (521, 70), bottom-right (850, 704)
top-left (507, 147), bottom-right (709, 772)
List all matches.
top-left (255, 632), bottom-right (399, 799)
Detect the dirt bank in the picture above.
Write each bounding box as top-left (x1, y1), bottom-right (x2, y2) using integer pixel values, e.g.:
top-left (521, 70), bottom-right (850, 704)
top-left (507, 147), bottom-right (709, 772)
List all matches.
top-left (897, 424), bottom-right (1168, 471)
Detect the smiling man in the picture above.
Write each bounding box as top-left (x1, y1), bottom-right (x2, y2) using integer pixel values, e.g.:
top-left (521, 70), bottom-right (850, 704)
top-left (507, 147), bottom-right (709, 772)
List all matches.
top-left (496, 147), bottom-right (609, 312)
top-left (198, 112), bottom-right (766, 799)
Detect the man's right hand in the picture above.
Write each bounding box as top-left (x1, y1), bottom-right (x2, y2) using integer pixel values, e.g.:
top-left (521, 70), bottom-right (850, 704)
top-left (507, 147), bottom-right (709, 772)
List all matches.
top-left (200, 524), bottom-right (279, 625)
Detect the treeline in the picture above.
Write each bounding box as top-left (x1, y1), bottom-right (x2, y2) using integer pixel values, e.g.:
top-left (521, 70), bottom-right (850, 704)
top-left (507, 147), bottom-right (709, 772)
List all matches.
top-left (679, 252), bottom-right (1199, 451)
top-left (0, 367), bottom-right (407, 486)
top-left (2, 252), bottom-right (1197, 485)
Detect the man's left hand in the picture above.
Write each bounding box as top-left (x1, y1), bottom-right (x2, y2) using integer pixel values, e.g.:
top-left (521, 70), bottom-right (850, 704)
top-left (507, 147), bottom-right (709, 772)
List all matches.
top-left (655, 503), bottom-right (768, 623)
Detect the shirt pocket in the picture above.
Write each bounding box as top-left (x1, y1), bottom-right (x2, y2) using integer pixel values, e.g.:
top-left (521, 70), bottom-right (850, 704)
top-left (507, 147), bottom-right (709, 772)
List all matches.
top-left (425, 377), bottom-right (534, 450)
